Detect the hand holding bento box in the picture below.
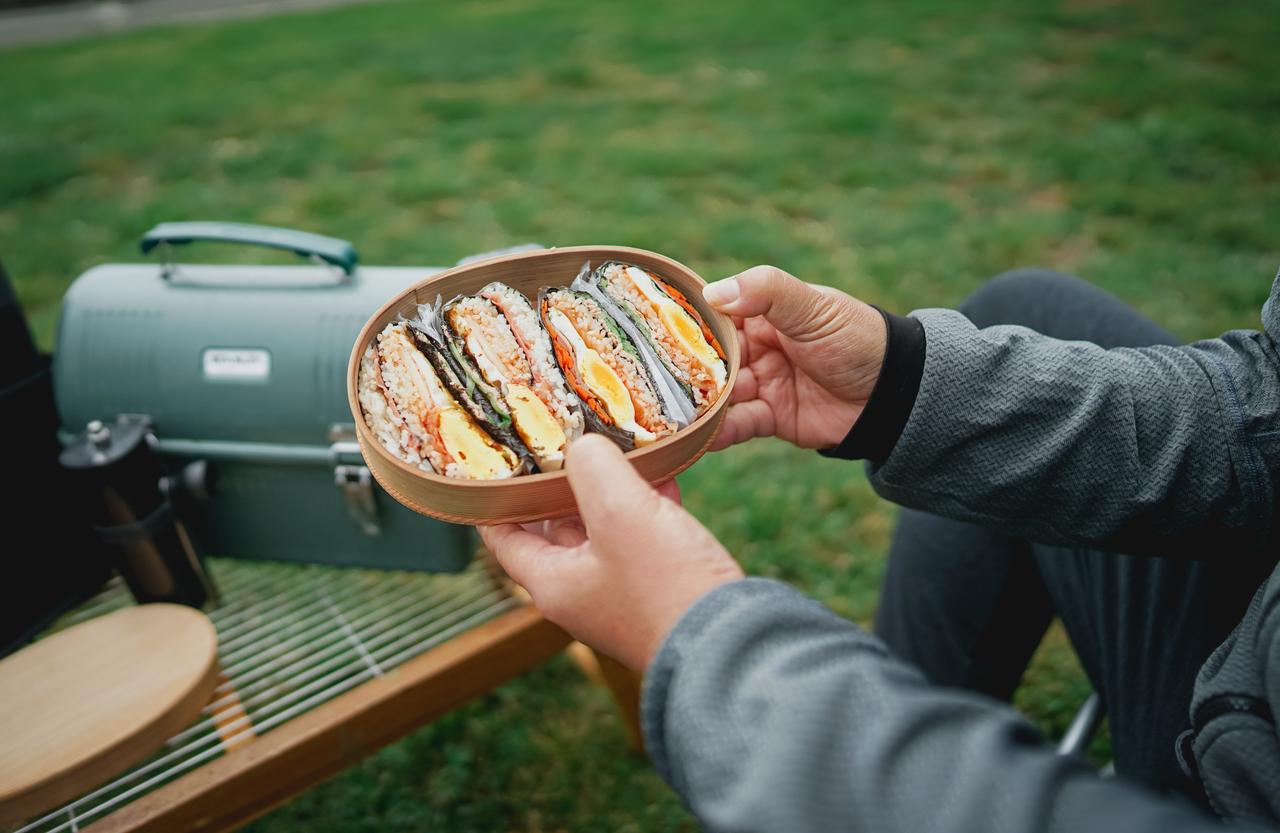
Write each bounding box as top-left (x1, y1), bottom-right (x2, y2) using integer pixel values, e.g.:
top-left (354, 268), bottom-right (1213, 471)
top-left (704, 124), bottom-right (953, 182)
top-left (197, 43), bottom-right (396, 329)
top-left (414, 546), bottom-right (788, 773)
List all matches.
top-left (348, 253), bottom-right (888, 669)
top-left (346, 250), bottom-right (884, 525)
top-left (477, 263), bottom-right (889, 670)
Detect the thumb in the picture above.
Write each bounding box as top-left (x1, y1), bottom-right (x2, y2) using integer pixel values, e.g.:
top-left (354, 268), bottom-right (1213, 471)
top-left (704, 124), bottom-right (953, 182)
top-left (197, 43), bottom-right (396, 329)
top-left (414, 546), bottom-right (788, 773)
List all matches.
top-left (564, 434), bottom-right (662, 554)
top-left (702, 265), bottom-right (837, 340)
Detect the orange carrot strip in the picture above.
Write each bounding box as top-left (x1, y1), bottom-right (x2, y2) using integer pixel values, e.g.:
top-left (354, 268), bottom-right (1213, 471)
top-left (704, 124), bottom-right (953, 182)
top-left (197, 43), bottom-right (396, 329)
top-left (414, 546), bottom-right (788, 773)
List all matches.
top-left (544, 301), bottom-right (613, 423)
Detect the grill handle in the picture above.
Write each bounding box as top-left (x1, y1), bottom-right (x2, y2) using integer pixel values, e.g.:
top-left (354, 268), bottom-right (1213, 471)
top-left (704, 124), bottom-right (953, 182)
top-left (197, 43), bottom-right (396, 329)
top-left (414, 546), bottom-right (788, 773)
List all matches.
top-left (140, 222), bottom-right (359, 281)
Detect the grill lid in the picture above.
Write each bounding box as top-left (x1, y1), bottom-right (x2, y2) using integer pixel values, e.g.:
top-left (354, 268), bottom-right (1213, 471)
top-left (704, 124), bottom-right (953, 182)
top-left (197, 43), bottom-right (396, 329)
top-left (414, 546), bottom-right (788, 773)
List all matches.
top-left (53, 263), bottom-right (437, 447)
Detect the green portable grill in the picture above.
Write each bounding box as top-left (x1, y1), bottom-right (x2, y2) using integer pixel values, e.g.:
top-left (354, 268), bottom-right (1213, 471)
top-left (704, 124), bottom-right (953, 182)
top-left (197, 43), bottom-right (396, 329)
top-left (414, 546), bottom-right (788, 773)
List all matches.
top-left (52, 222), bottom-right (522, 573)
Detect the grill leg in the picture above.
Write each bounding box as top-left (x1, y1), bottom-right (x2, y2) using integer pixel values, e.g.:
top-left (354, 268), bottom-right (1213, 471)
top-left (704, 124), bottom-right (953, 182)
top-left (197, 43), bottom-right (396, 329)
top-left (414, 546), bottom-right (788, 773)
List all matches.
top-left (568, 642), bottom-right (646, 755)
top-left (1057, 691), bottom-right (1105, 759)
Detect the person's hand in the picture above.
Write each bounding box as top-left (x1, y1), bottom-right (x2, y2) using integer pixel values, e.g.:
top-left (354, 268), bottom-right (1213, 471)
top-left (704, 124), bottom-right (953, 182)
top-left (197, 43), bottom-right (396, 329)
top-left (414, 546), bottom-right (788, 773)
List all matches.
top-left (703, 265), bottom-right (887, 450)
top-left (478, 434), bottom-right (744, 671)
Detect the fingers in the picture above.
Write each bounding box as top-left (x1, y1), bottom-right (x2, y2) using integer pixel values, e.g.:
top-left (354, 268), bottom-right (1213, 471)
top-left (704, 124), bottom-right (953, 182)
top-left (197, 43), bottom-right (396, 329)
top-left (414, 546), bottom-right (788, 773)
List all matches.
top-left (729, 366), bottom-right (758, 404)
top-left (709, 429), bottom-right (736, 452)
top-left (478, 523), bottom-right (558, 589)
top-left (703, 266), bottom-right (836, 341)
top-left (544, 516), bottom-right (587, 547)
top-left (735, 326), bottom-right (748, 365)
top-left (564, 434), bottom-right (661, 552)
top-left (655, 478), bottom-right (682, 504)
top-left (710, 399), bottom-right (776, 451)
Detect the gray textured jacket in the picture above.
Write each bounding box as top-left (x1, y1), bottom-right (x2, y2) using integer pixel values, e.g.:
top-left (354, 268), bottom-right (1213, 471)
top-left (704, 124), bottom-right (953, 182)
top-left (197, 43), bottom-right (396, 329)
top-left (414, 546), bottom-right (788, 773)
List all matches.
top-left (642, 274), bottom-right (1280, 832)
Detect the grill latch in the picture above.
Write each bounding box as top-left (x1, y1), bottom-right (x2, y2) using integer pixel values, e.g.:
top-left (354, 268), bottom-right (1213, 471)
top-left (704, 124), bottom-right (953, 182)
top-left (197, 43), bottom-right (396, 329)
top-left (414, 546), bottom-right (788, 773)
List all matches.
top-left (329, 424), bottom-right (380, 537)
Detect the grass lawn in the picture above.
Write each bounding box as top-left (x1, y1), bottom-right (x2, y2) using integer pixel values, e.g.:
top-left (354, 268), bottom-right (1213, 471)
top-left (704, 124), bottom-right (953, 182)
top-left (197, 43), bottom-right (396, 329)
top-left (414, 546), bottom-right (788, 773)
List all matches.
top-left (4, 0), bottom-right (1278, 829)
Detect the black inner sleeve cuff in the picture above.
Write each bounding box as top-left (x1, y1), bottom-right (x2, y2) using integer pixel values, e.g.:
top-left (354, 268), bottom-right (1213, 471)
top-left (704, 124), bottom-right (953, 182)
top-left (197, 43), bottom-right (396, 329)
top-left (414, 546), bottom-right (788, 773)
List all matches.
top-left (818, 306), bottom-right (926, 464)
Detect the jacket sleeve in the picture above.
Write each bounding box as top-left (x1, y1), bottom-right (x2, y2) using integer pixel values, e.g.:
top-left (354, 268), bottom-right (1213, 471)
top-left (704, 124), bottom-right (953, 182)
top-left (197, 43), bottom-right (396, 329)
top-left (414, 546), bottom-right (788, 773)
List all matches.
top-left (866, 278), bottom-right (1280, 557)
top-left (643, 578), bottom-right (1247, 833)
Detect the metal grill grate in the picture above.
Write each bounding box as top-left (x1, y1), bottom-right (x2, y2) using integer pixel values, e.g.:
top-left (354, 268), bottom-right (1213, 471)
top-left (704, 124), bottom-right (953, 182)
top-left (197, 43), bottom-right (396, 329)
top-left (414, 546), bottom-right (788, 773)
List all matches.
top-left (14, 558), bottom-right (516, 833)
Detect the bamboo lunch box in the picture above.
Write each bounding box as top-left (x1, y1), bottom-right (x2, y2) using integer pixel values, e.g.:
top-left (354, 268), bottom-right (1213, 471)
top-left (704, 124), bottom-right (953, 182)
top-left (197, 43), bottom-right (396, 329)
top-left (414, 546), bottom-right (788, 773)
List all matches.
top-left (346, 246), bottom-right (739, 525)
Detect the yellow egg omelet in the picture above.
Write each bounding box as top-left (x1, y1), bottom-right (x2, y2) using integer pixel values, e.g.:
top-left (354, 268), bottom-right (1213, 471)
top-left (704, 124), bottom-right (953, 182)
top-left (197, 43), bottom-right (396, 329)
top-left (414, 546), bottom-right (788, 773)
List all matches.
top-left (438, 407), bottom-right (517, 479)
top-left (506, 383), bottom-right (567, 462)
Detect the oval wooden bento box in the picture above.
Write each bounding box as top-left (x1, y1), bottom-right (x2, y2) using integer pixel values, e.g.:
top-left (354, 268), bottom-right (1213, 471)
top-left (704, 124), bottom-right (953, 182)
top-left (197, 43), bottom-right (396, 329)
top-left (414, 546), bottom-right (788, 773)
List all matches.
top-left (346, 246), bottom-right (740, 526)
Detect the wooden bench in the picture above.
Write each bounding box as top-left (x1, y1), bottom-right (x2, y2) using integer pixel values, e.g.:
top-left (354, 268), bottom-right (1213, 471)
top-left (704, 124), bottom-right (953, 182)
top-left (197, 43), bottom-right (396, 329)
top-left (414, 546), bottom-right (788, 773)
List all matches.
top-left (10, 555), bottom-right (641, 833)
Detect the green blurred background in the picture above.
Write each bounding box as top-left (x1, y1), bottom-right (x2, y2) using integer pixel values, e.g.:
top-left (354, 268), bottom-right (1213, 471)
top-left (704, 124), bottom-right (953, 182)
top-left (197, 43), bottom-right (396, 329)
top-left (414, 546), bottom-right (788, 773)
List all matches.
top-left (3, 0), bottom-right (1277, 829)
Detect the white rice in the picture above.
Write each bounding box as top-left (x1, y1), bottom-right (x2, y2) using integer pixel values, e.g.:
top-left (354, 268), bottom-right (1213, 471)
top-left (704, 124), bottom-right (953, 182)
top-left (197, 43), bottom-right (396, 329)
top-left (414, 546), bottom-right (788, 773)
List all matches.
top-left (358, 343), bottom-right (428, 470)
top-left (374, 325), bottom-right (452, 474)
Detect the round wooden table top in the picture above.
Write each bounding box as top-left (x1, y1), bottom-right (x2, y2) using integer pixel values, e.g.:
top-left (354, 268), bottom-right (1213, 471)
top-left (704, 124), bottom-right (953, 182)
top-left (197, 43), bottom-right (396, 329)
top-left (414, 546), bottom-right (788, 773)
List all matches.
top-left (0, 603), bottom-right (219, 826)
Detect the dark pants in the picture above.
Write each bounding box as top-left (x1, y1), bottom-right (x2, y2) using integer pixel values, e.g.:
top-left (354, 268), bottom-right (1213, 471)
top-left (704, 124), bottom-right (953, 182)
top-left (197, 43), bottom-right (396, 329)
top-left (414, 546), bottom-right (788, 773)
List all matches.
top-left (875, 269), bottom-right (1276, 802)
